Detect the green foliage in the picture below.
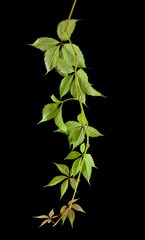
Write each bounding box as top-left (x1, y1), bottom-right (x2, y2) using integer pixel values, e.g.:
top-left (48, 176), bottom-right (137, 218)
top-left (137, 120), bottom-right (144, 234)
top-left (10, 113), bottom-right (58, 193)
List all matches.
top-left (30, 0), bottom-right (105, 229)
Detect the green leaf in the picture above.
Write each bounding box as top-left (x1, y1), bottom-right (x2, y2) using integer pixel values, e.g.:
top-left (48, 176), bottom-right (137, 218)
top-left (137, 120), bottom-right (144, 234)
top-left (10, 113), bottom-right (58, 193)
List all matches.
top-left (57, 19), bottom-right (78, 41)
top-left (65, 151), bottom-right (81, 160)
top-left (59, 75), bottom-right (74, 99)
top-left (68, 208), bottom-right (75, 228)
top-left (60, 205), bottom-right (68, 225)
top-left (87, 126), bottom-right (104, 138)
top-left (54, 163), bottom-right (69, 176)
top-left (44, 45), bottom-right (60, 73)
top-left (44, 175), bottom-right (67, 187)
top-left (80, 143), bottom-right (85, 153)
top-left (54, 106), bottom-right (67, 132)
top-left (65, 121), bottom-right (81, 134)
top-left (77, 69), bottom-right (106, 97)
top-left (56, 58), bottom-right (74, 75)
top-left (60, 179), bottom-right (69, 199)
top-left (70, 79), bottom-right (86, 105)
top-left (51, 94), bottom-right (62, 104)
top-left (72, 204), bottom-right (86, 213)
top-left (29, 37), bottom-right (60, 51)
top-left (77, 111), bottom-right (86, 125)
top-left (71, 157), bottom-right (82, 176)
top-left (39, 103), bottom-right (58, 124)
top-left (70, 178), bottom-right (77, 190)
top-left (85, 154), bottom-right (97, 168)
top-left (69, 127), bottom-right (85, 149)
top-left (62, 43), bottom-right (86, 68)
top-left (82, 159), bottom-right (92, 185)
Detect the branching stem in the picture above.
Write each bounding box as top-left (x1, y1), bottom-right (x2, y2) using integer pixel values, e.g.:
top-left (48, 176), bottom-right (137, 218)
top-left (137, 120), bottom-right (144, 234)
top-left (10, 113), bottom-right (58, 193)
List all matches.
top-left (53, 0), bottom-right (90, 227)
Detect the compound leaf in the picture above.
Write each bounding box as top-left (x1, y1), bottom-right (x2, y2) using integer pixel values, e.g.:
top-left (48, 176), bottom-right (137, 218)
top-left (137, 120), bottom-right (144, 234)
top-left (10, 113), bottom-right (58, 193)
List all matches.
top-left (44, 175), bottom-right (67, 187)
top-left (65, 151), bottom-right (81, 160)
top-left (68, 208), bottom-right (75, 228)
top-left (77, 69), bottom-right (106, 97)
top-left (57, 19), bottom-right (78, 41)
top-left (60, 179), bottom-right (69, 199)
top-left (59, 75), bottom-right (74, 99)
top-left (29, 37), bottom-right (59, 51)
top-left (54, 106), bottom-right (67, 132)
top-left (87, 126), bottom-right (104, 138)
top-left (54, 163), bottom-right (69, 176)
top-left (71, 157), bottom-right (82, 176)
top-left (62, 43), bottom-right (86, 68)
top-left (44, 45), bottom-right (60, 73)
top-left (72, 204), bottom-right (86, 213)
top-left (56, 58), bottom-right (74, 75)
top-left (39, 103), bottom-right (59, 124)
top-left (70, 178), bottom-right (77, 190)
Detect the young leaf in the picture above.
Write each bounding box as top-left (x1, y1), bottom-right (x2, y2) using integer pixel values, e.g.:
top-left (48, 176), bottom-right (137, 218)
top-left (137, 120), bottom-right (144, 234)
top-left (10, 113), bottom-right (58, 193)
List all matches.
top-left (29, 37), bottom-right (60, 51)
top-left (62, 43), bottom-right (86, 68)
top-left (71, 157), bottom-right (82, 176)
top-left (39, 103), bottom-right (58, 124)
top-left (87, 126), bottom-right (104, 138)
top-left (39, 219), bottom-right (51, 228)
top-left (44, 175), bottom-right (68, 187)
top-left (59, 75), bottom-right (74, 99)
top-left (65, 151), bottom-right (81, 160)
top-left (60, 179), bottom-right (69, 199)
top-left (54, 163), bottom-right (69, 176)
top-left (57, 19), bottom-right (78, 41)
top-left (48, 209), bottom-right (54, 218)
top-left (77, 111), bottom-right (87, 125)
top-left (60, 205), bottom-right (68, 225)
top-left (67, 208), bottom-right (75, 228)
top-left (80, 143), bottom-right (85, 153)
top-left (56, 58), bottom-right (74, 75)
top-left (44, 45), bottom-right (60, 73)
top-left (72, 204), bottom-right (86, 213)
top-left (51, 94), bottom-right (62, 104)
top-left (54, 106), bottom-right (67, 132)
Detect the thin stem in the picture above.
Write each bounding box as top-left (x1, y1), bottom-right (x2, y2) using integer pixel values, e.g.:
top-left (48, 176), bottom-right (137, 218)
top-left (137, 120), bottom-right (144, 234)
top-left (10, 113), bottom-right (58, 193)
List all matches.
top-left (64, 0), bottom-right (77, 32)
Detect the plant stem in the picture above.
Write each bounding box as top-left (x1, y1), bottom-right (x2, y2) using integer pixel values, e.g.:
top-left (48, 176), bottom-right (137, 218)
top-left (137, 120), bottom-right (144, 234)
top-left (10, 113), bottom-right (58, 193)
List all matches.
top-left (53, 0), bottom-right (90, 227)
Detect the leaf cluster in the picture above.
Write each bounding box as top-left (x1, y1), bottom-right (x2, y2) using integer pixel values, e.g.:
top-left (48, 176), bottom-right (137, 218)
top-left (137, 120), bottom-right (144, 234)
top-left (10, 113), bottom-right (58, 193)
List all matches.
top-left (30, 17), bottom-right (105, 228)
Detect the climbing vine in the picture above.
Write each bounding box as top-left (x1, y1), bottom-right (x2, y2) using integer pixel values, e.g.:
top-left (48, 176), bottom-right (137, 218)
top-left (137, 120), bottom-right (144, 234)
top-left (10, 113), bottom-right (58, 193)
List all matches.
top-left (29, 0), bottom-right (106, 228)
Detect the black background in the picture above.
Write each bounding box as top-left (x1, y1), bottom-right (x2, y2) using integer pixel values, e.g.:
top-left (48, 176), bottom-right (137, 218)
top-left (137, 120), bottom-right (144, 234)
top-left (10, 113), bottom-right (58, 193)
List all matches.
top-left (4, 0), bottom-right (124, 237)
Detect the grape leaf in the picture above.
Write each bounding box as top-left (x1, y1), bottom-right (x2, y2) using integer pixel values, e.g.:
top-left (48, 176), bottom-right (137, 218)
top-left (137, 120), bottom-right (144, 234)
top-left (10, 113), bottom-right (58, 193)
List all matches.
top-left (70, 79), bottom-right (86, 105)
top-left (44, 175), bottom-right (67, 187)
top-left (60, 179), bottom-right (69, 199)
top-left (57, 19), bottom-right (78, 41)
top-left (82, 159), bottom-right (92, 185)
top-left (62, 43), bottom-right (86, 68)
top-left (44, 45), bottom-right (60, 73)
top-left (77, 111), bottom-right (86, 125)
top-left (54, 106), bottom-right (67, 132)
top-left (68, 127), bottom-right (85, 149)
top-left (39, 103), bottom-right (59, 124)
top-left (59, 75), bottom-right (74, 99)
top-left (54, 163), bottom-right (69, 176)
top-left (29, 37), bottom-right (60, 51)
